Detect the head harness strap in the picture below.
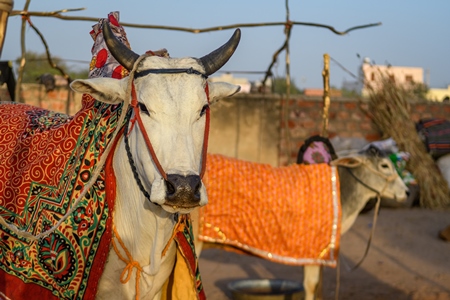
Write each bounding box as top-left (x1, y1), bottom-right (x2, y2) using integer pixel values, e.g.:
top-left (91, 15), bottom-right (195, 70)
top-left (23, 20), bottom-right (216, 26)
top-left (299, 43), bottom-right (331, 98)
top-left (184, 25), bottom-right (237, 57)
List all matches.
top-left (134, 67), bottom-right (208, 80)
top-left (125, 66), bottom-right (211, 201)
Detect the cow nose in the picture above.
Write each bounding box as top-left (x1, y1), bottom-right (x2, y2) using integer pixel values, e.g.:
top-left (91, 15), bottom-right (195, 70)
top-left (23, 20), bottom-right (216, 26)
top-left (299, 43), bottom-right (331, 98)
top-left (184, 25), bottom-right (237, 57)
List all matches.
top-left (165, 174), bottom-right (202, 205)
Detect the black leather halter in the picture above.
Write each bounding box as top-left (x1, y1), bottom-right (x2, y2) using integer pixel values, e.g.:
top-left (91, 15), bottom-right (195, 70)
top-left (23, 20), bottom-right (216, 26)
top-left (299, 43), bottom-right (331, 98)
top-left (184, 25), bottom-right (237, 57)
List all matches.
top-left (134, 68), bottom-right (208, 79)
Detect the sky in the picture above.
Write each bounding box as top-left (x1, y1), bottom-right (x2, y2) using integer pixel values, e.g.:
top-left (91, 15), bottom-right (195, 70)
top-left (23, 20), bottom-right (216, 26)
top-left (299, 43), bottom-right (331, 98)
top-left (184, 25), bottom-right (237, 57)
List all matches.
top-left (2, 0), bottom-right (450, 90)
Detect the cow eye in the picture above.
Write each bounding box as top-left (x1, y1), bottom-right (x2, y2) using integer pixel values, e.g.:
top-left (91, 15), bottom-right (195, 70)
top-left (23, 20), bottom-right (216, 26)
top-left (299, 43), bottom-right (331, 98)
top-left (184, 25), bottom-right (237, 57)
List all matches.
top-left (200, 104), bottom-right (209, 117)
top-left (138, 102), bottom-right (150, 115)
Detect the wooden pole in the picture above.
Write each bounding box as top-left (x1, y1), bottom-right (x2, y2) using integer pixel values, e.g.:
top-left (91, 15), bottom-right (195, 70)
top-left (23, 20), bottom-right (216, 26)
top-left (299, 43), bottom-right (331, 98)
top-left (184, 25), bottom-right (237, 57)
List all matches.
top-left (15, 0), bottom-right (31, 103)
top-left (283, 0), bottom-right (293, 164)
top-left (0, 0), bottom-right (13, 58)
top-left (322, 53), bottom-right (330, 138)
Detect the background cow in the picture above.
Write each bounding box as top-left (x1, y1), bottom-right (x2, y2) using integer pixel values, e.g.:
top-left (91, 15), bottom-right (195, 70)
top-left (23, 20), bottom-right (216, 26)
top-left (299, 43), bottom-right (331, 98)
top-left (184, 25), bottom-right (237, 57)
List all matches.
top-left (193, 146), bottom-right (408, 300)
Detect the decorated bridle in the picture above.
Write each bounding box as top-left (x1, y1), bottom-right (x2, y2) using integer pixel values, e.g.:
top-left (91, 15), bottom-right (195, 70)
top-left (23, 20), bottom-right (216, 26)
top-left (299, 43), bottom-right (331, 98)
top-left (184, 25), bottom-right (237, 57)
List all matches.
top-left (101, 20), bottom-right (239, 204)
top-left (98, 21), bottom-right (240, 298)
top-left (123, 67), bottom-right (211, 201)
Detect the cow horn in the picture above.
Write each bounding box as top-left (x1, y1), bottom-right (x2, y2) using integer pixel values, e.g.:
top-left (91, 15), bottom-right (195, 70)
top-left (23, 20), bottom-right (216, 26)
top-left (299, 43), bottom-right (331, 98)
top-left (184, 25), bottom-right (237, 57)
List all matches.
top-left (102, 21), bottom-right (139, 71)
top-left (199, 28), bottom-right (241, 76)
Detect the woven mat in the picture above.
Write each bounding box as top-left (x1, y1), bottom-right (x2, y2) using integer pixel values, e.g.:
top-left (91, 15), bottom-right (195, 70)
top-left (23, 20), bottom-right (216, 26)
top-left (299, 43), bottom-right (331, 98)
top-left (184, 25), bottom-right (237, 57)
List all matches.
top-left (200, 154), bottom-right (341, 266)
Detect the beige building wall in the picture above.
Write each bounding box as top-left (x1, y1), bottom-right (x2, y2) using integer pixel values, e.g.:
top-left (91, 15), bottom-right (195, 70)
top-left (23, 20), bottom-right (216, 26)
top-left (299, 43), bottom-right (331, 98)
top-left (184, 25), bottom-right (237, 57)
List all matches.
top-left (426, 85), bottom-right (450, 102)
top-left (208, 73), bottom-right (252, 94)
top-left (361, 63), bottom-right (423, 97)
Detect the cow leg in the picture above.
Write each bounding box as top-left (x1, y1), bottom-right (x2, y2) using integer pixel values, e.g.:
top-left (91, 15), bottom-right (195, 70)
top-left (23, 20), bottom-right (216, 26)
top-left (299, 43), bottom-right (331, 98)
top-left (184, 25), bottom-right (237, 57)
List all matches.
top-left (304, 265), bottom-right (321, 300)
top-left (316, 266), bottom-right (324, 300)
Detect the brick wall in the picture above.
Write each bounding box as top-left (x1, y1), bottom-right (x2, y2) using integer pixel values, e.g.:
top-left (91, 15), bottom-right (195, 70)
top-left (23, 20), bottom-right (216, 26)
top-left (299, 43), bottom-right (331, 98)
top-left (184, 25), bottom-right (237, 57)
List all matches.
top-left (0, 83), bottom-right (82, 114)
top-left (3, 84), bottom-right (450, 167)
top-left (279, 96), bottom-right (450, 165)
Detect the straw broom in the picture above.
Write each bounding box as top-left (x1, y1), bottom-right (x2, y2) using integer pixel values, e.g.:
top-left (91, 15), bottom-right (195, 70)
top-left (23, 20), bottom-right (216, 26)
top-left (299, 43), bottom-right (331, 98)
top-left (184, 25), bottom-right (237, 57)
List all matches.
top-left (366, 76), bottom-right (450, 208)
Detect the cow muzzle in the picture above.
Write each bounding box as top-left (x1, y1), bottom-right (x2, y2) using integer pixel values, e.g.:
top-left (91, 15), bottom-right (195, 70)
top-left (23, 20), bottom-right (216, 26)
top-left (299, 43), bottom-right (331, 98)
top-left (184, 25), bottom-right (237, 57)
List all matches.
top-left (163, 174), bottom-right (202, 210)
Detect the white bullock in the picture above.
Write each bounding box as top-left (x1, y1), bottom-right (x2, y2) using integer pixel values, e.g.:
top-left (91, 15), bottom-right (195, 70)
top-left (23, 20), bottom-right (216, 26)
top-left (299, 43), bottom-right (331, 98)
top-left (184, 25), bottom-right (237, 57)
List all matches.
top-left (0, 22), bottom-right (241, 300)
top-left (193, 147), bottom-right (408, 300)
top-left (78, 23), bottom-right (241, 300)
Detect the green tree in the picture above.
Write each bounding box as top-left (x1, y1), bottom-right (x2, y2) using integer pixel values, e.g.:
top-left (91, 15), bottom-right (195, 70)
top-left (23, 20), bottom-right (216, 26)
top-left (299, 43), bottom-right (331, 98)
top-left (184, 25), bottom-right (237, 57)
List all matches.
top-left (15, 51), bottom-right (88, 83)
top-left (271, 77), bottom-right (302, 94)
top-left (341, 88), bottom-right (359, 98)
top-left (410, 82), bottom-right (429, 100)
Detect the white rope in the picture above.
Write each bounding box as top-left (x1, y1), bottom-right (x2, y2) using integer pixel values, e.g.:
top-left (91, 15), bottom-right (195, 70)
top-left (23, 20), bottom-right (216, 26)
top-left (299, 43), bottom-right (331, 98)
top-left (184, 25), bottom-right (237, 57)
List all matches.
top-left (0, 54), bottom-right (150, 241)
top-left (0, 291), bottom-right (12, 300)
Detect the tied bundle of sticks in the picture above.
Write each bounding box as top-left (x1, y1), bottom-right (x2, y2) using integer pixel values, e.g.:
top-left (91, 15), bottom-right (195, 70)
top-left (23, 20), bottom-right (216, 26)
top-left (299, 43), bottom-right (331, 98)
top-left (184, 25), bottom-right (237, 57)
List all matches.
top-left (365, 75), bottom-right (450, 209)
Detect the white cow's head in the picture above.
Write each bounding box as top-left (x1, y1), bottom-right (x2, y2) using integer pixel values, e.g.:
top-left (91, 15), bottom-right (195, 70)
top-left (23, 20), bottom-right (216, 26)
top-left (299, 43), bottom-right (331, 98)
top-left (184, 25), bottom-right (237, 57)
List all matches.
top-left (71, 22), bottom-right (241, 214)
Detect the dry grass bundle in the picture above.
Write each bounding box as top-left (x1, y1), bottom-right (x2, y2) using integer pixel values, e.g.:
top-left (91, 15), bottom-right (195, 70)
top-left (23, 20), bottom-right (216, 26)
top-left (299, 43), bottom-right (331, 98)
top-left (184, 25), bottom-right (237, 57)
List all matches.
top-left (366, 76), bottom-right (450, 208)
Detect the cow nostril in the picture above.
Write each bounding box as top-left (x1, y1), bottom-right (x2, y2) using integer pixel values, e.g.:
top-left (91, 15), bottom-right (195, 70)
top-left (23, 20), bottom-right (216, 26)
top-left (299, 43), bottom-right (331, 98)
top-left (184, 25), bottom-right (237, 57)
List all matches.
top-left (165, 174), bottom-right (202, 204)
top-left (165, 179), bottom-right (176, 196)
top-left (194, 181), bottom-right (201, 194)
top-left (190, 176), bottom-right (201, 192)
top-left (190, 176), bottom-right (202, 199)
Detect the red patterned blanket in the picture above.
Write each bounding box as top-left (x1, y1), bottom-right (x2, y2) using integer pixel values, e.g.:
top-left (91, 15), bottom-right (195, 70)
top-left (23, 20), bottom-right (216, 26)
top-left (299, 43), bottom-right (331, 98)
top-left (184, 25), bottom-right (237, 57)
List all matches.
top-left (0, 91), bottom-right (121, 300)
top-left (200, 154), bottom-right (341, 267)
top-left (0, 12), bottom-right (204, 300)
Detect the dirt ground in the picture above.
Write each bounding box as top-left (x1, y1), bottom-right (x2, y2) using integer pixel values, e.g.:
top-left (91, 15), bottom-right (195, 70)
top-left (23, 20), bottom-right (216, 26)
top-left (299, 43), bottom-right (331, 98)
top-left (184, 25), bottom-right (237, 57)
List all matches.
top-left (198, 207), bottom-right (450, 300)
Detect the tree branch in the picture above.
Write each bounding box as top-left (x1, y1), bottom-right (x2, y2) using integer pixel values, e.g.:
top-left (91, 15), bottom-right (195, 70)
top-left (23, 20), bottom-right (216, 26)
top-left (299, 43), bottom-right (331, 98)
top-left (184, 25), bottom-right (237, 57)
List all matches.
top-left (26, 18), bottom-right (71, 82)
top-left (11, 10), bottom-right (381, 35)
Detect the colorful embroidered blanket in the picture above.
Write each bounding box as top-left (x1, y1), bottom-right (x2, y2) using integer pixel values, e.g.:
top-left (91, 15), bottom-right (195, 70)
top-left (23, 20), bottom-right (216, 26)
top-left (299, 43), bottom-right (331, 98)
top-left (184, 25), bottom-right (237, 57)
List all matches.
top-left (0, 13), bottom-right (128, 299)
top-left (200, 154), bottom-right (341, 267)
top-left (162, 215), bottom-right (205, 300)
top-left (0, 12), bottom-right (204, 300)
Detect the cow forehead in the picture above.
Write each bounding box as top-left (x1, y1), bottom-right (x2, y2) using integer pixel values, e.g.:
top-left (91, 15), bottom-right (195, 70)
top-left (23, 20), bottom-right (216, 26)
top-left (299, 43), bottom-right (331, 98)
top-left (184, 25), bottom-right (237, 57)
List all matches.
top-left (138, 56), bottom-right (205, 73)
top-left (134, 57), bottom-right (208, 107)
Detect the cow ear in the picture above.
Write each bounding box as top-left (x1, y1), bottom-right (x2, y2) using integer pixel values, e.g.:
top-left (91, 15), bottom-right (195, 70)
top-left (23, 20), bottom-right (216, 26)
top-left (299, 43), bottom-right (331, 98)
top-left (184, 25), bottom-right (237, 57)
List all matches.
top-left (70, 78), bottom-right (128, 104)
top-left (207, 82), bottom-right (240, 104)
top-left (330, 156), bottom-right (364, 168)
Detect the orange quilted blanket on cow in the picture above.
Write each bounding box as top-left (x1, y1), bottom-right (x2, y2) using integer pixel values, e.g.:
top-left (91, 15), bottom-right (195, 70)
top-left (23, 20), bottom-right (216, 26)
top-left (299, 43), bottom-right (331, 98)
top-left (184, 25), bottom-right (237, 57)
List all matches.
top-left (200, 154), bottom-right (341, 266)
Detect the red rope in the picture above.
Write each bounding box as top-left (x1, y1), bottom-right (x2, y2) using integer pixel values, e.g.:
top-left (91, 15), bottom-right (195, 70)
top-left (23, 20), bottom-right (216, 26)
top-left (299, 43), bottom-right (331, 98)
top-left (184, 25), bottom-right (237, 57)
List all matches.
top-left (129, 80), bottom-right (211, 181)
top-left (200, 82), bottom-right (210, 179)
top-left (131, 84), bottom-right (168, 180)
